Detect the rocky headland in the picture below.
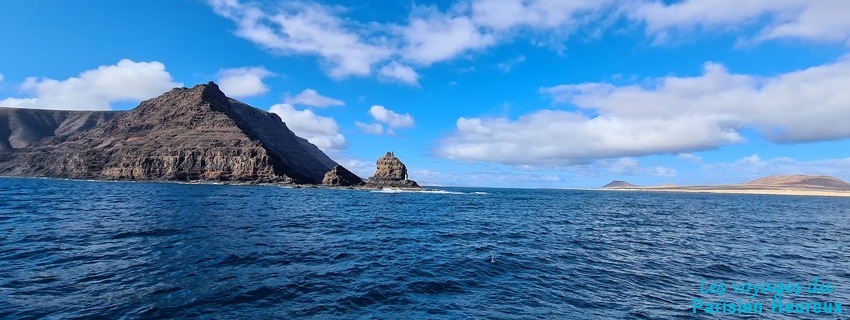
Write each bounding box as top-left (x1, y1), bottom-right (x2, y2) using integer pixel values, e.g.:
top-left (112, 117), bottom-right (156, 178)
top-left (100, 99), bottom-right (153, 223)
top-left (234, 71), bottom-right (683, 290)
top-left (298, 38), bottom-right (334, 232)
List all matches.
top-left (0, 82), bottom-right (348, 184)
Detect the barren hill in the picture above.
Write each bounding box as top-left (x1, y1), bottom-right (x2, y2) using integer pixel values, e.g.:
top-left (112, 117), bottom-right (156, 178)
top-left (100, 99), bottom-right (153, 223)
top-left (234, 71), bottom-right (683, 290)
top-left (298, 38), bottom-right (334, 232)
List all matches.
top-left (601, 180), bottom-right (638, 189)
top-left (0, 82), bottom-right (342, 184)
top-left (742, 174), bottom-right (850, 190)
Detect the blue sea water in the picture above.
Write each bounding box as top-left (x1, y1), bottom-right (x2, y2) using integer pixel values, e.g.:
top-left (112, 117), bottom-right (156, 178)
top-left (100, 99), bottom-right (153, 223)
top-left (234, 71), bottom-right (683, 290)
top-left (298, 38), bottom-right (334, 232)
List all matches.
top-left (1, 177), bottom-right (849, 319)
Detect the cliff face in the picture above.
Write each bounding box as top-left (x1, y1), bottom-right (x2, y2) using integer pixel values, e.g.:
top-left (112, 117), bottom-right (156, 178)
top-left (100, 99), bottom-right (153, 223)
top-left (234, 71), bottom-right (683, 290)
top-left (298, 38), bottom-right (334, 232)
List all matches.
top-left (366, 152), bottom-right (420, 188)
top-left (0, 108), bottom-right (120, 152)
top-left (0, 82), bottom-right (337, 184)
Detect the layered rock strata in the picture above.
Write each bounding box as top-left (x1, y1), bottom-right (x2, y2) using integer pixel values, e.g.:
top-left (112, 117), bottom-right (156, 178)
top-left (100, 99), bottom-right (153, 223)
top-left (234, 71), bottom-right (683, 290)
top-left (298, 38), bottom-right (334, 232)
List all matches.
top-left (0, 82), bottom-right (336, 184)
top-left (365, 152), bottom-right (420, 188)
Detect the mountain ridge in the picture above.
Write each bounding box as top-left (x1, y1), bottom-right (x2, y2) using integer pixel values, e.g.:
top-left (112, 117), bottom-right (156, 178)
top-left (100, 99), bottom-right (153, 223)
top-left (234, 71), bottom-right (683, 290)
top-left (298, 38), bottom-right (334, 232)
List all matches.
top-left (0, 82), bottom-right (340, 184)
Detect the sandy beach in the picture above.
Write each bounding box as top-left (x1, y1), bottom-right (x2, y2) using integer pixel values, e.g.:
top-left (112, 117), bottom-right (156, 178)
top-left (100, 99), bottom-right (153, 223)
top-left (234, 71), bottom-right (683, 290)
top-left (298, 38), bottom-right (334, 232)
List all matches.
top-left (605, 186), bottom-right (850, 197)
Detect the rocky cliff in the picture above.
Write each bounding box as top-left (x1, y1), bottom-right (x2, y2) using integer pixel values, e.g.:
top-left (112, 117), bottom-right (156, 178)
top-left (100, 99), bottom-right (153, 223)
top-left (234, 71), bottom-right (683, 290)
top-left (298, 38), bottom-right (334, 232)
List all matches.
top-left (365, 152), bottom-right (420, 188)
top-left (0, 82), bottom-right (337, 184)
top-left (322, 165), bottom-right (364, 186)
top-left (0, 108), bottom-right (119, 152)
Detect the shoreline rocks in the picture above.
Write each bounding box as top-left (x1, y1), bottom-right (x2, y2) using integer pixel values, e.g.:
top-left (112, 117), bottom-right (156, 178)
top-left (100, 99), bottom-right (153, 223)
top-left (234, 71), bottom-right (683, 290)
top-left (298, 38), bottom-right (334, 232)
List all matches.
top-left (322, 165), bottom-right (364, 187)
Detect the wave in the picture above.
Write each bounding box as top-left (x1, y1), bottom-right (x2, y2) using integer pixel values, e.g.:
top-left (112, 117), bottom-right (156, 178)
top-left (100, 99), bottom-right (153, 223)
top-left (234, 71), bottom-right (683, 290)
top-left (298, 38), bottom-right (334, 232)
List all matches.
top-left (370, 188), bottom-right (489, 195)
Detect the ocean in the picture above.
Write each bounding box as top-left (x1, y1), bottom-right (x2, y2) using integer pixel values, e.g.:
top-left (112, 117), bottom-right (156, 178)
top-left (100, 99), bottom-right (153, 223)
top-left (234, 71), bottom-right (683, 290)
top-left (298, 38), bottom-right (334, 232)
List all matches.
top-left (1, 177), bottom-right (848, 319)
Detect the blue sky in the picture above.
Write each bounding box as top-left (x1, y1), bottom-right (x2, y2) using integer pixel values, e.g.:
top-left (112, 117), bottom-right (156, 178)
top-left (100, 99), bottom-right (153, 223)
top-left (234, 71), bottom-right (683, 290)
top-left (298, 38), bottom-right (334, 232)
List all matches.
top-left (2, 0), bottom-right (850, 188)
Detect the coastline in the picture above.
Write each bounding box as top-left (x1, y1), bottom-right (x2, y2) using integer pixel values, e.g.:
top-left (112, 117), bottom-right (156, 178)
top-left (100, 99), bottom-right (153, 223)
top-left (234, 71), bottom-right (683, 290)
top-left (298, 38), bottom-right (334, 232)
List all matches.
top-left (0, 175), bottom-right (426, 192)
top-left (599, 186), bottom-right (850, 198)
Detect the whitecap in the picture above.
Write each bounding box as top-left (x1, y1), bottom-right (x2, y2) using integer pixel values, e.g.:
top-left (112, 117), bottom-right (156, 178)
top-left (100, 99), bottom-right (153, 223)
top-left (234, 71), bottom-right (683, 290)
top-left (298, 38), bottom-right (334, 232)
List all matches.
top-left (370, 188), bottom-right (489, 195)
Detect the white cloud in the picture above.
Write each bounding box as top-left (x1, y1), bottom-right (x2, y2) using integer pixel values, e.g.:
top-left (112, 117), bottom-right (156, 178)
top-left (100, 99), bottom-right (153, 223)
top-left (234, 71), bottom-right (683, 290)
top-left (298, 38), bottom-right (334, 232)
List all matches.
top-left (596, 158), bottom-right (677, 177)
top-left (628, 0), bottom-right (850, 44)
top-left (368, 105), bottom-right (414, 128)
top-left (496, 55), bottom-right (526, 73)
top-left (207, 0), bottom-right (616, 82)
top-left (355, 105), bottom-right (414, 135)
top-left (269, 103), bottom-right (347, 151)
top-left (208, 0), bottom-right (850, 85)
top-left (0, 74), bottom-right (4, 82)
top-left (438, 57), bottom-right (850, 165)
top-left (209, 0), bottom-right (392, 79)
top-left (355, 121), bottom-right (384, 135)
top-left (471, 0), bottom-right (611, 31)
top-left (677, 153), bottom-right (703, 164)
top-left (378, 62), bottom-right (420, 86)
top-left (216, 66), bottom-right (274, 98)
top-left (399, 7), bottom-right (497, 66)
top-left (284, 88), bottom-right (344, 107)
top-left (0, 59), bottom-right (180, 110)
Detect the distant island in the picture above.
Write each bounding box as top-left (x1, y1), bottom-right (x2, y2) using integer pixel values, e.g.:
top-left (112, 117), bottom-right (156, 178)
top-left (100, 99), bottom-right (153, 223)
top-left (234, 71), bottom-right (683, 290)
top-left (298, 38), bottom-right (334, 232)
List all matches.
top-left (0, 82), bottom-right (420, 189)
top-left (601, 174), bottom-right (850, 197)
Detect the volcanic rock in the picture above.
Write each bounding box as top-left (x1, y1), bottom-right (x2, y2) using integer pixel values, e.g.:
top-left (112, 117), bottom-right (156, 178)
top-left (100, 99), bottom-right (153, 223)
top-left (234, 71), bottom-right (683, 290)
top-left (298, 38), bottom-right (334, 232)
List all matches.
top-left (0, 108), bottom-right (119, 152)
top-left (322, 165), bottom-right (364, 186)
top-left (601, 180), bottom-right (638, 189)
top-left (366, 152), bottom-right (420, 188)
top-left (0, 82), bottom-right (337, 184)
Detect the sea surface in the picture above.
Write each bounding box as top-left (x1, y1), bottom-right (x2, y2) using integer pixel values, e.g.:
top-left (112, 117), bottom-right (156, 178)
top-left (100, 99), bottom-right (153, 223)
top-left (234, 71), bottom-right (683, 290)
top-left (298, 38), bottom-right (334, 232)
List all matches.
top-left (1, 177), bottom-right (849, 319)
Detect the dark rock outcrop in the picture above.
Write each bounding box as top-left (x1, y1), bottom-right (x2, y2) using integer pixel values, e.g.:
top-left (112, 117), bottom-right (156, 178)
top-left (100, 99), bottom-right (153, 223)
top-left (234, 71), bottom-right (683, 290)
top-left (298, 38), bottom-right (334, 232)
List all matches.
top-left (0, 82), bottom-right (337, 184)
top-left (365, 152), bottom-right (420, 188)
top-left (322, 165), bottom-right (364, 186)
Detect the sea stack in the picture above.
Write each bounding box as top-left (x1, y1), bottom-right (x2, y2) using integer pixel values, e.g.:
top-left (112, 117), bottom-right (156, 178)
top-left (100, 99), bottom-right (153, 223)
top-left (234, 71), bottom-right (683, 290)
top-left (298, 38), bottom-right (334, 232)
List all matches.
top-left (322, 165), bottom-right (364, 187)
top-left (366, 152), bottom-right (420, 189)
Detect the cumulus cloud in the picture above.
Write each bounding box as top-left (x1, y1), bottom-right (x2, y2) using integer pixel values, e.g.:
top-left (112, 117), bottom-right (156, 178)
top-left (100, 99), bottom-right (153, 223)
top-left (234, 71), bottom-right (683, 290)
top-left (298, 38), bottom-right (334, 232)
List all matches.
top-left (216, 66), bottom-right (274, 98)
top-left (0, 59), bottom-right (180, 110)
top-left (400, 6), bottom-right (497, 65)
top-left (628, 0), bottom-right (850, 43)
top-left (378, 62), bottom-right (420, 86)
top-left (269, 103), bottom-right (347, 151)
top-left (208, 0), bottom-right (850, 84)
top-left (438, 57), bottom-right (850, 165)
top-left (209, 0), bottom-right (392, 79)
top-left (355, 105), bottom-right (414, 135)
top-left (355, 121), bottom-right (385, 135)
top-left (284, 89), bottom-right (344, 107)
top-left (207, 0), bottom-right (620, 82)
top-left (471, 0), bottom-right (612, 31)
top-left (369, 105), bottom-right (414, 128)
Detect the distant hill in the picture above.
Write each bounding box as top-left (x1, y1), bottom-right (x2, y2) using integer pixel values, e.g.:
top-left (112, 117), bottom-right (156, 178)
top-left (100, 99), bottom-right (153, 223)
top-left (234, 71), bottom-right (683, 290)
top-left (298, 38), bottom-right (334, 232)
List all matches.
top-left (601, 180), bottom-right (638, 189)
top-left (742, 174), bottom-right (850, 190)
